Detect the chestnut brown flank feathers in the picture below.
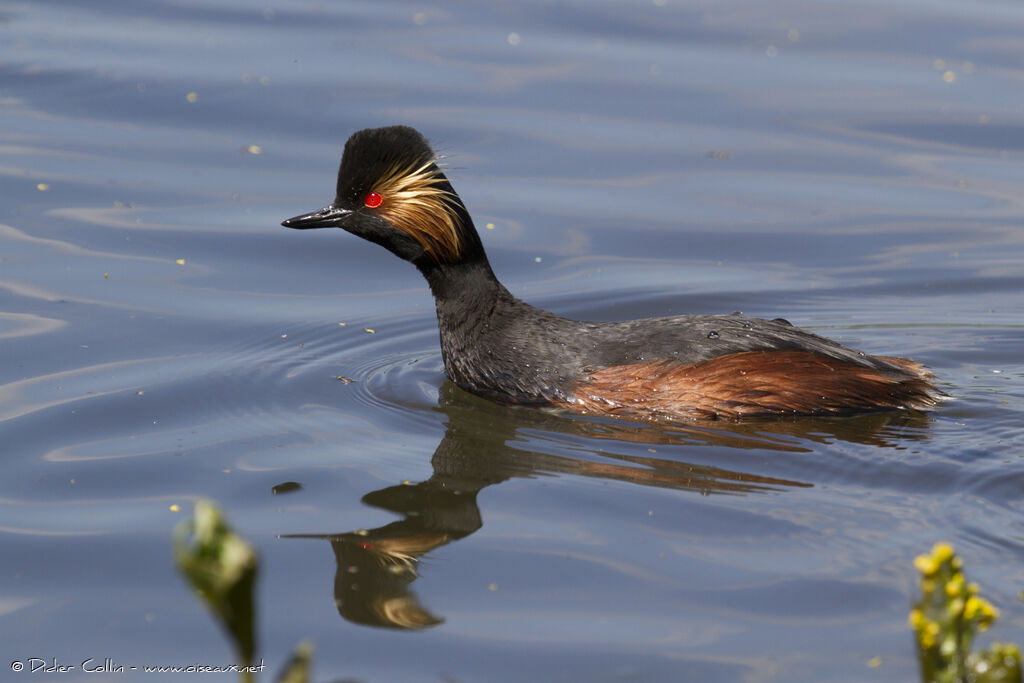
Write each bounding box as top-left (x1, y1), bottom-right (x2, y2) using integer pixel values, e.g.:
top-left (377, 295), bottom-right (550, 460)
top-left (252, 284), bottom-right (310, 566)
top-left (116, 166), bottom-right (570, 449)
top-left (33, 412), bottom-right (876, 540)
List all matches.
top-left (564, 350), bottom-right (938, 419)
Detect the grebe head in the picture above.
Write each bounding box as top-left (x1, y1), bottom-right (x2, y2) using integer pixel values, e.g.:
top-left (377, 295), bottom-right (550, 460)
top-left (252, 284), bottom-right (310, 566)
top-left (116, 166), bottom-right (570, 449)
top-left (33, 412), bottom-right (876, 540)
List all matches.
top-left (282, 125), bottom-right (481, 267)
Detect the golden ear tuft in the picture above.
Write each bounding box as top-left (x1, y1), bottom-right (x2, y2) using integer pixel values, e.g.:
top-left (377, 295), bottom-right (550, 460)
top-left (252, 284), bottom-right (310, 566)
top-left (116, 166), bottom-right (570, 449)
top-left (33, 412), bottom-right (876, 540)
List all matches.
top-left (372, 161), bottom-right (463, 263)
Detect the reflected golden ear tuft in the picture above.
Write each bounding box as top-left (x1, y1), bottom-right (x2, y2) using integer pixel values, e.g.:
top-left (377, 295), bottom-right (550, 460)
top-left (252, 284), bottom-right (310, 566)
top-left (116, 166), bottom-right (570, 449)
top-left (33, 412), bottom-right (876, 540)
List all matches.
top-left (372, 161), bottom-right (463, 263)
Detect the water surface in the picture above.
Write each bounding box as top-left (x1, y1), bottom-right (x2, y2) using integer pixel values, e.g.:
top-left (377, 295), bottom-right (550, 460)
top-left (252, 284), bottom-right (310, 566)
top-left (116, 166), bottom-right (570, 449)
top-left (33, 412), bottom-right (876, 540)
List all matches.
top-left (2, 1), bottom-right (1023, 681)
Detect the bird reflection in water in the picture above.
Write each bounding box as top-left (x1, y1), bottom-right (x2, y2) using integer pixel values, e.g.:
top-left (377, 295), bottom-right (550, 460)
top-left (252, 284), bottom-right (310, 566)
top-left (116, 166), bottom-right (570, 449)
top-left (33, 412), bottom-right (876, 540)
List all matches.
top-left (283, 382), bottom-right (932, 629)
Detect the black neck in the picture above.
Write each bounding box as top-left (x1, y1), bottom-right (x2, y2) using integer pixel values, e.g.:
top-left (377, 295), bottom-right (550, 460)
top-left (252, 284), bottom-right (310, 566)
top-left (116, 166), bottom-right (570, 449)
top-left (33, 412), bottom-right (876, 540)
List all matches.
top-left (414, 206), bottom-right (501, 301)
top-left (422, 258), bottom-right (508, 318)
top-left (411, 206), bottom-right (577, 404)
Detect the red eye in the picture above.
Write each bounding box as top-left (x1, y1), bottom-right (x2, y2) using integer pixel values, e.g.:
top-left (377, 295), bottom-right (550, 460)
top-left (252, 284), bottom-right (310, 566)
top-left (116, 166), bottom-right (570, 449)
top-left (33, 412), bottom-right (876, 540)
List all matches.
top-left (363, 191), bottom-right (383, 208)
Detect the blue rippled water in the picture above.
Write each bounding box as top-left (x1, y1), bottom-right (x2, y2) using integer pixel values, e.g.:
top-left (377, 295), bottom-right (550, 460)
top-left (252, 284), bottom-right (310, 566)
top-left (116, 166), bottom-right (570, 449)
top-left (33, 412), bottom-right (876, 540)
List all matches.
top-left (2, 1), bottom-right (1023, 681)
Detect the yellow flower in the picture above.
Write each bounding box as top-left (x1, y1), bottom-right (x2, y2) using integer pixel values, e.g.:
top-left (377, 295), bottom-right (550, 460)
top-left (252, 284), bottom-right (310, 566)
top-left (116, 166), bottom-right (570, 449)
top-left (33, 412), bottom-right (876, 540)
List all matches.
top-left (964, 595), bottom-right (999, 626)
top-left (932, 543), bottom-right (954, 563)
top-left (919, 621), bottom-right (940, 649)
top-left (915, 555), bottom-right (937, 576)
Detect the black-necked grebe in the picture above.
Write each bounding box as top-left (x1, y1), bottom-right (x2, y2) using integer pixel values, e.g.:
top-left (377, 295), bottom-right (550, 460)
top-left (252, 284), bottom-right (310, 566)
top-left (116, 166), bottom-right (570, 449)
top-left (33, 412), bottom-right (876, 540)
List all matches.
top-left (283, 125), bottom-right (939, 420)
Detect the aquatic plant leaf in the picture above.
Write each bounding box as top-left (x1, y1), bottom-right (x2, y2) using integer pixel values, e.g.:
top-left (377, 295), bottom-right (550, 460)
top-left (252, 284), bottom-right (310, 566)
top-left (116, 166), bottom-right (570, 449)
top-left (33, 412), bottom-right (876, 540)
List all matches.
top-left (173, 500), bottom-right (259, 670)
top-left (275, 642), bottom-right (313, 683)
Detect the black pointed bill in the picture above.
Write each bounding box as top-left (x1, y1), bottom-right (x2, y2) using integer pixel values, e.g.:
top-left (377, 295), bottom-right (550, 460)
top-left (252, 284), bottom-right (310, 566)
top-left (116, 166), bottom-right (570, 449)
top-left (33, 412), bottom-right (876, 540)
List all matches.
top-left (282, 205), bottom-right (353, 230)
